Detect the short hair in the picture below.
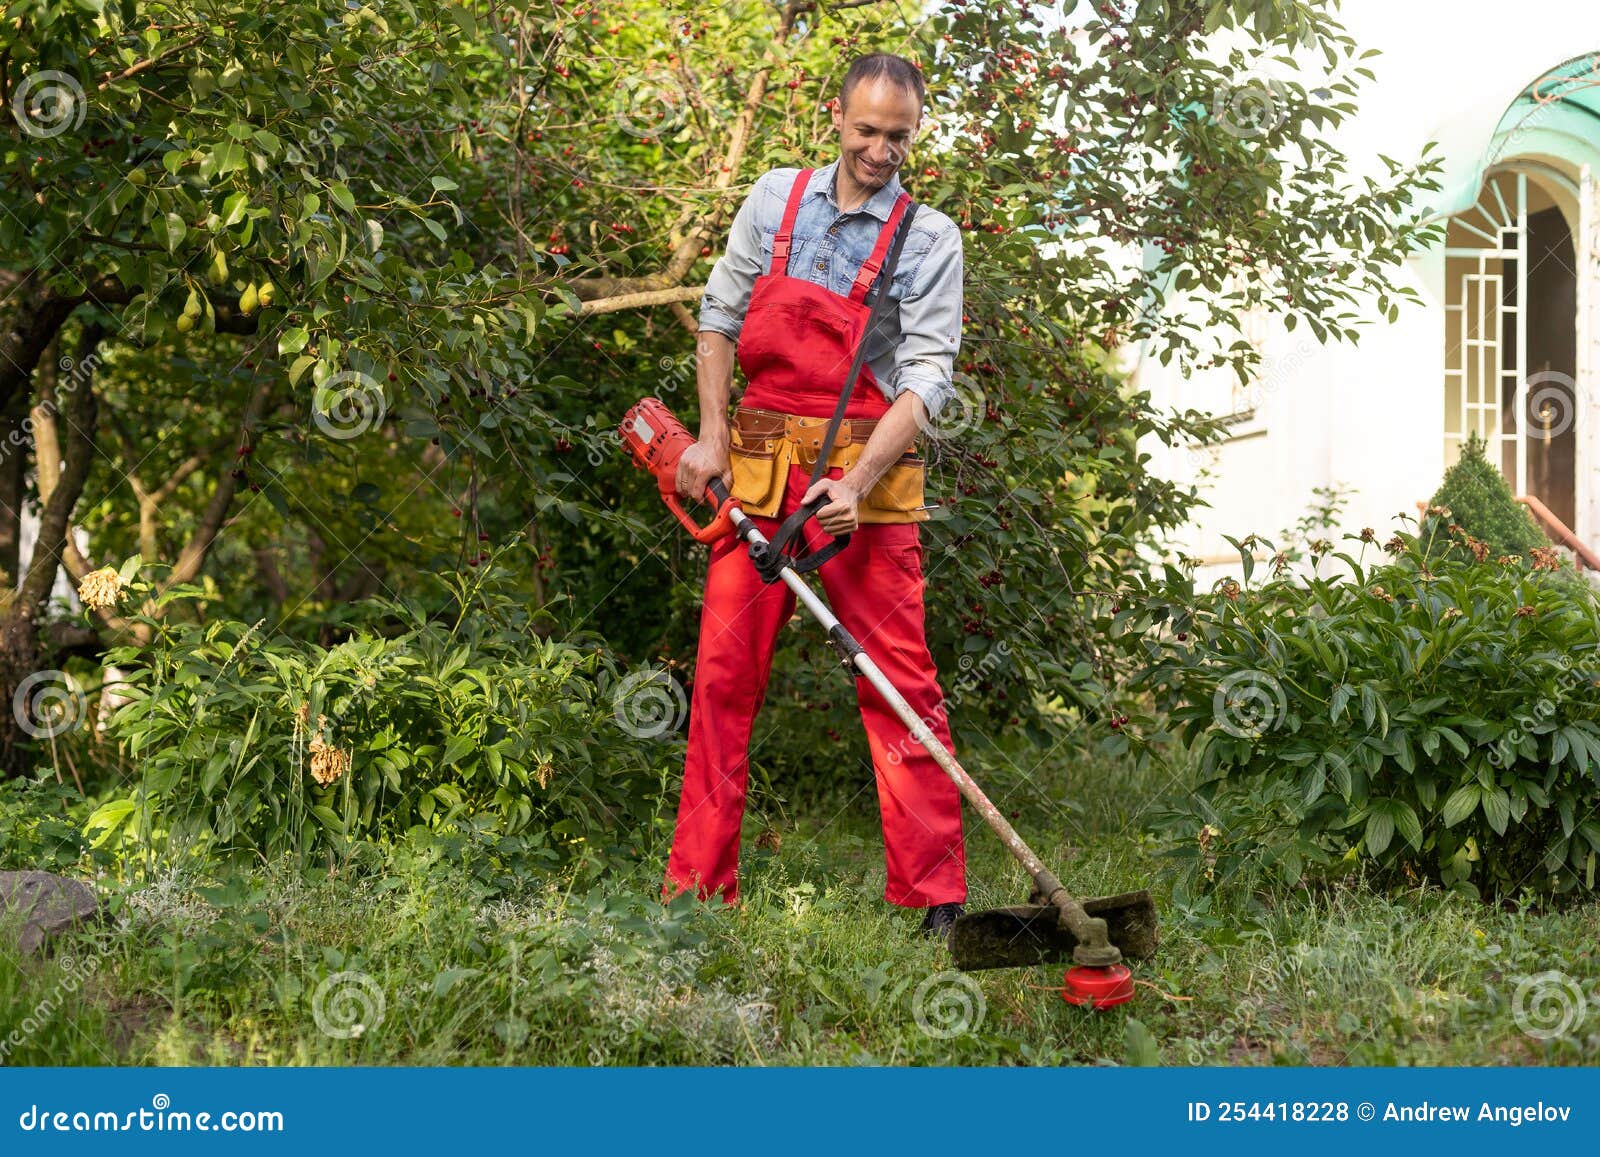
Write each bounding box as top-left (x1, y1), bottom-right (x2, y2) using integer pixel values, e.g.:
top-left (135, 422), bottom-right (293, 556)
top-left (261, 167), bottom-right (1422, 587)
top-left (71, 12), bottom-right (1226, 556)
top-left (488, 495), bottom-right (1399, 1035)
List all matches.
top-left (838, 53), bottom-right (925, 114)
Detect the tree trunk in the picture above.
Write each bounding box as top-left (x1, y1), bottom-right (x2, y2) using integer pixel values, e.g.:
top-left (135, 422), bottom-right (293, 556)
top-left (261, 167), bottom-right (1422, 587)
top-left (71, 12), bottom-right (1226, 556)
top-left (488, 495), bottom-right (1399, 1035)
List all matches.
top-left (0, 323), bottom-right (102, 778)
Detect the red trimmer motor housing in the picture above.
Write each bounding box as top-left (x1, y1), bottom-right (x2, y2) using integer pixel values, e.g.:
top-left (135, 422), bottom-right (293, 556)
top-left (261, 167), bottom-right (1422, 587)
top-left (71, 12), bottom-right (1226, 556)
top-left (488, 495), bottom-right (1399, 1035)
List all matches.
top-left (620, 397), bottom-right (738, 544)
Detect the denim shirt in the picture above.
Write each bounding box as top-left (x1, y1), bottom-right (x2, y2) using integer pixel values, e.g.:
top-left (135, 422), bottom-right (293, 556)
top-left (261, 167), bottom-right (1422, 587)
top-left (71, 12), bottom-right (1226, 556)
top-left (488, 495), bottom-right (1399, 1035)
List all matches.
top-left (697, 158), bottom-right (963, 420)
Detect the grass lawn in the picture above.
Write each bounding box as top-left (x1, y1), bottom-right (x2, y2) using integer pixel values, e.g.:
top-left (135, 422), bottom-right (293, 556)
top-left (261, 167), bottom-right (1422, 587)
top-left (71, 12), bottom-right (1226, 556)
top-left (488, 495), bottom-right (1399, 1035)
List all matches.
top-left (3, 742), bottom-right (1597, 1065)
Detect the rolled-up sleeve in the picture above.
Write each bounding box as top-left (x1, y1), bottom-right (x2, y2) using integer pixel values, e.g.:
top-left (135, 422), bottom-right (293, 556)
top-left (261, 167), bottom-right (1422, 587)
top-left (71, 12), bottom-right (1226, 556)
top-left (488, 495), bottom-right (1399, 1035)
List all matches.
top-left (890, 221), bottom-right (964, 421)
top-left (697, 173), bottom-right (769, 341)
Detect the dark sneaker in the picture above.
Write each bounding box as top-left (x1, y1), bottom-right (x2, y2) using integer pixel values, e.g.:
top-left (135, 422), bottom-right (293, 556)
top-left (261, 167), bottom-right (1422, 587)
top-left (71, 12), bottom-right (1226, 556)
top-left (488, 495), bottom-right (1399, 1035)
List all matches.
top-left (919, 901), bottom-right (964, 941)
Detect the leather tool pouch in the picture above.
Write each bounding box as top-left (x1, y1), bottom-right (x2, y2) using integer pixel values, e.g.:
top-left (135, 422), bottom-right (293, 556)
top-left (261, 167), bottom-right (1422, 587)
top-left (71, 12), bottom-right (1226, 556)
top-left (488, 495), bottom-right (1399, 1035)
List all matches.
top-left (729, 407), bottom-right (926, 524)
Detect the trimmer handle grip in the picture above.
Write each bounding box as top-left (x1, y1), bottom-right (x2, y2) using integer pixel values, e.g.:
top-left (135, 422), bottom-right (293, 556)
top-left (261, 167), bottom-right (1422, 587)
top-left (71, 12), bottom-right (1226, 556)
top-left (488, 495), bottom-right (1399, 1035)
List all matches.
top-left (752, 493), bottom-right (851, 581)
top-left (662, 475), bottom-right (738, 544)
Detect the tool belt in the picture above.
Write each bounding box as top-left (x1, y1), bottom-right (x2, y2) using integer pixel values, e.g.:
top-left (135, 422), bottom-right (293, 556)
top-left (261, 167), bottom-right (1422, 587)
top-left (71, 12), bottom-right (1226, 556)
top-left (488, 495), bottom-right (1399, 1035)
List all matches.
top-left (728, 405), bottom-right (928, 524)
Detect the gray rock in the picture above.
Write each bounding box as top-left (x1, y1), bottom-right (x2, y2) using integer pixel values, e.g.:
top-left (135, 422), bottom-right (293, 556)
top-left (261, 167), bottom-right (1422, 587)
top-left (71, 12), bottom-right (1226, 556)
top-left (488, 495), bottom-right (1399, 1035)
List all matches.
top-left (0, 870), bottom-right (102, 954)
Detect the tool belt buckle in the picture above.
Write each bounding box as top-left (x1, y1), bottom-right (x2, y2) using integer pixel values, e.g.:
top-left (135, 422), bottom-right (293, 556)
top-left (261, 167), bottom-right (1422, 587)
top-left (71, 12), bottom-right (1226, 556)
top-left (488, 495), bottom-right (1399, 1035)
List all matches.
top-left (785, 415), bottom-right (850, 468)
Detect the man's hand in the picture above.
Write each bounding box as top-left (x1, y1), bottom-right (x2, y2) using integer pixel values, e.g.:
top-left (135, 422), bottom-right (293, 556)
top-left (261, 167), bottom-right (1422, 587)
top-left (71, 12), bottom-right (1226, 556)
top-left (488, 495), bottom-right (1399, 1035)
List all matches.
top-left (801, 476), bottom-right (862, 537)
top-left (676, 439), bottom-right (732, 503)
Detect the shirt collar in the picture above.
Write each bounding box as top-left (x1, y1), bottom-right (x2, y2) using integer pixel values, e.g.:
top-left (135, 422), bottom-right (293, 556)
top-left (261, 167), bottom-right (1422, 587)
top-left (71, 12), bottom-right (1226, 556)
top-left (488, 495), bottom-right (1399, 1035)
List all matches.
top-left (811, 157), bottom-right (904, 222)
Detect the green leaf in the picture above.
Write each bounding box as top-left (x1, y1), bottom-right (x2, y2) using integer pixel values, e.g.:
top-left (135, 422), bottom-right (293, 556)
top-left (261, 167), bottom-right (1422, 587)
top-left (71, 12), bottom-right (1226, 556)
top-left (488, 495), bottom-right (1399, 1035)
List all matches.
top-left (1440, 783), bottom-right (1480, 827)
top-left (84, 798), bottom-right (137, 847)
top-left (432, 967), bottom-right (481, 997)
top-left (1480, 787), bottom-right (1511, 835)
top-left (329, 182), bottom-right (357, 213)
top-left (442, 733), bottom-right (475, 767)
top-left (158, 211), bottom-right (186, 254)
top-left (1392, 801), bottom-right (1423, 850)
top-left (221, 191), bottom-right (249, 227)
top-left (1123, 1016), bottom-right (1162, 1066)
top-left (1364, 807), bottom-right (1395, 856)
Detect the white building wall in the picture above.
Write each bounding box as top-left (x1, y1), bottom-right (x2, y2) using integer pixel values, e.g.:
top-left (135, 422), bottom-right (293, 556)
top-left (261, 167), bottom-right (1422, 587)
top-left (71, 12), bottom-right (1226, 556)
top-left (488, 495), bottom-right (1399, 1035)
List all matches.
top-left (1133, 0), bottom-right (1600, 590)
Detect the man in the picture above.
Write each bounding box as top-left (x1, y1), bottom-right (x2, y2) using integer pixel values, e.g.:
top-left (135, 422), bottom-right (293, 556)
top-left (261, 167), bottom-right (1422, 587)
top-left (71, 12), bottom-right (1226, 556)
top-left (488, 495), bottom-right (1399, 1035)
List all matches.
top-left (663, 52), bottom-right (967, 940)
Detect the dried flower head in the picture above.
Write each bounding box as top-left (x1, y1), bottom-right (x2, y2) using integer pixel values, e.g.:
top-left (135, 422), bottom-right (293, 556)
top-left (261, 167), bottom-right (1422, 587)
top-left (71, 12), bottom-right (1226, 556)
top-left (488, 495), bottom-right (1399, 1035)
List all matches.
top-left (1442, 606), bottom-right (1463, 621)
top-left (1383, 535), bottom-right (1407, 557)
top-left (535, 761), bottom-right (554, 789)
top-left (77, 566), bottom-right (125, 611)
top-left (1309, 538), bottom-right (1333, 556)
top-left (308, 732), bottom-right (351, 787)
top-left (1530, 546), bottom-right (1561, 572)
top-left (1513, 605), bottom-right (1537, 618)
top-left (303, 711), bottom-right (350, 787)
top-left (1219, 578), bottom-right (1240, 602)
top-left (1369, 584), bottom-right (1394, 603)
top-left (1359, 527), bottom-right (1376, 543)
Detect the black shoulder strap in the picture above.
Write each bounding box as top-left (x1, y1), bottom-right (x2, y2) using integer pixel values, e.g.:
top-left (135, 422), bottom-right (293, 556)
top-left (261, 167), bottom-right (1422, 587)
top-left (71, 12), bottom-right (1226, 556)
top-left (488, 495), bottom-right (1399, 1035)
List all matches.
top-left (758, 201), bottom-right (920, 574)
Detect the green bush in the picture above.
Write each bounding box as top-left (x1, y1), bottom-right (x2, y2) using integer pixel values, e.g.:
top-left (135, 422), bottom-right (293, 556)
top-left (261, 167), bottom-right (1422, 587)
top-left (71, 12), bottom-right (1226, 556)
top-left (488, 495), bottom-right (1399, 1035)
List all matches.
top-left (1422, 430), bottom-right (1549, 564)
top-left (87, 553), bottom-right (675, 865)
top-left (1117, 517), bottom-right (1600, 901)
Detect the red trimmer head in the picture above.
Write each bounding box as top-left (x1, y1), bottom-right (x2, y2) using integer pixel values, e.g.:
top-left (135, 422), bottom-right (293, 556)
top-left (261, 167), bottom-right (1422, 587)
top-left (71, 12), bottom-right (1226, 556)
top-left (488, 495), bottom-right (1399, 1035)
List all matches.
top-left (1061, 963), bottom-right (1135, 1009)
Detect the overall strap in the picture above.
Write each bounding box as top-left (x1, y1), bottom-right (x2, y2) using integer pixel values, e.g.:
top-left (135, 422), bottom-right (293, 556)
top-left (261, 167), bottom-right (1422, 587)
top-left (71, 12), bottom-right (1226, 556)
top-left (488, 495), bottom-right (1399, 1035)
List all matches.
top-left (848, 191), bottom-right (914, 304)
top-left (770, 168), bottom-right (813, 275)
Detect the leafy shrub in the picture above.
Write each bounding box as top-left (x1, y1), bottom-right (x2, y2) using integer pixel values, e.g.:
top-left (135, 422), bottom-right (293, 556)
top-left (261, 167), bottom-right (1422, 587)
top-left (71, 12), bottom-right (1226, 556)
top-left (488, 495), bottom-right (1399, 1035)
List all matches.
top-left (87, 556), bottom-right (675, 864)
top-left (1116, 517), bottom-right (1600, 901)
top-left (0, 778), bottom-right (104, 872)
top-left (1422, 430), bottom-right (1548, 564)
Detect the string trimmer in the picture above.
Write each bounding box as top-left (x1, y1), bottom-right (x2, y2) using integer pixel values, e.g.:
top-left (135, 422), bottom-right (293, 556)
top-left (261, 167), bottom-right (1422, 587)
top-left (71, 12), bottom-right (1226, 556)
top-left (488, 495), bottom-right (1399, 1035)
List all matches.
top-left (621, 397), bottom-right (1159, 1008)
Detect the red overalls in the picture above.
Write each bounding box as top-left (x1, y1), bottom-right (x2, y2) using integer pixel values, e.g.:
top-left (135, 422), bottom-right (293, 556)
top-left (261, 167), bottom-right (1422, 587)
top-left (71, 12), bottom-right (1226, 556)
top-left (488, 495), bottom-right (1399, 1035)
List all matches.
top-left (662, 168), bottom-right (967, 908)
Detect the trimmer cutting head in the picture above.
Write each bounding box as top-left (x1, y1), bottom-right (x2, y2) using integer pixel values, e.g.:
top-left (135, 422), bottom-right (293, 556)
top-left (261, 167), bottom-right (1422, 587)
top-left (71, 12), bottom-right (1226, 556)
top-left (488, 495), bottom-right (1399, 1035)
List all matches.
top-left (947, 889), bottom-right (1160, 974)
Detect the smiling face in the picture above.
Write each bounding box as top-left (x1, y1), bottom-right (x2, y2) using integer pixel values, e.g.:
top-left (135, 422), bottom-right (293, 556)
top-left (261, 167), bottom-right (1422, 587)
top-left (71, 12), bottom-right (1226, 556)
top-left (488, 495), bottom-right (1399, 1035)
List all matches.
top-left (830, 75), bottom-right (922, 201)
